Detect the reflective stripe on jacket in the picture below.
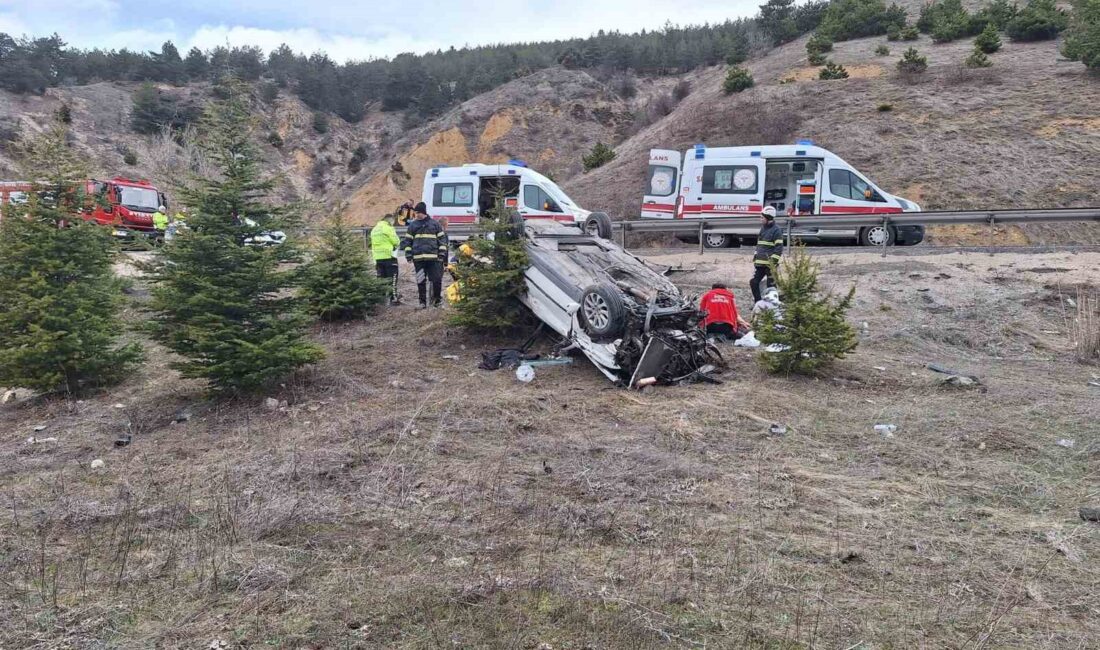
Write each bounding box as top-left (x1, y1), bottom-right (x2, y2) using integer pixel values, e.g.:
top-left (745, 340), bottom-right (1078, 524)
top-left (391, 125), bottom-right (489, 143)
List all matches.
top-left (152, 211), bottom-right (168, 231)
top-left (370, 220), bottom-right (400, 261)
top-left (400, 217), bottom-right (448, 261)
top-left (754, 222), bottom-right (784, 267)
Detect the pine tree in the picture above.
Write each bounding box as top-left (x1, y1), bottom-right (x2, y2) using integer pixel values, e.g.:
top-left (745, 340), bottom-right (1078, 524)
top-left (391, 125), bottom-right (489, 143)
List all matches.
top-left (722, 65), bottom-right (755, 93)
top-left (974, 23), bottom-right (1003, 53)
top-left (582, 142), bottom-right (617, 171)
top-left (0, 126), bottom-right (142, 393)
top-left (818, 61), bottom-right (850, 79)
top-left (897, 47), bottom-right (929, 73)
top-left (965, 48), bottom-right (994, 67)
top-left (144, 79), bottom-right (323, 395)
top-left (301, 213), bottom-right (389, 321)
top-left (756, 246), bottom-right (857, 375)
top-left (448, 197), bottom-right (530, 331)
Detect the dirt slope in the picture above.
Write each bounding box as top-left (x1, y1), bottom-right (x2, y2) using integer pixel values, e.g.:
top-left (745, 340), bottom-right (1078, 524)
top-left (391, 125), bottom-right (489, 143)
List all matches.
top-left (2, 248), bottom-right (1097, 647)
top-left (564, 33), bottom-right (1100, 245)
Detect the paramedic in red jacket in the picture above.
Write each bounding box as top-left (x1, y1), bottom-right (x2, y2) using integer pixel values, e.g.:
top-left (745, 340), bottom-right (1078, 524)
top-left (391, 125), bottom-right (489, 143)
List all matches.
top-left (699, 283), bottom-right (752, 340)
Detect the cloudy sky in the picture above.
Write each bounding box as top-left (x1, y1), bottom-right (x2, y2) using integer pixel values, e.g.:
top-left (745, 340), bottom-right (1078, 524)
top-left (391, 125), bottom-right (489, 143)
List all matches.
top-left (0, 0), bottom-right (762, 61)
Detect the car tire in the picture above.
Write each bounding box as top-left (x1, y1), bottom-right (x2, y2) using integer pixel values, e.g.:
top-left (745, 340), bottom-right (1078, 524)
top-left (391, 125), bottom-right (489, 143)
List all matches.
top-left (860, 224), bottom-right (896, 247)
top-left (578, 282), bottom-right (626, 342)
top-left (703, 232), bottom-right (733, 249)
top-left (584, 212), bottom-right (614, 239)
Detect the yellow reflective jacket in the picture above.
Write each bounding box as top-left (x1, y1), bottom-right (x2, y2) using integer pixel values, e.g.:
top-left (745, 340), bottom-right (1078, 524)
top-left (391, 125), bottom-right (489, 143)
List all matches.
top-left (152, 211), bottom-right (168, 231)
top-left (370, 219), bottom-right (400, 261)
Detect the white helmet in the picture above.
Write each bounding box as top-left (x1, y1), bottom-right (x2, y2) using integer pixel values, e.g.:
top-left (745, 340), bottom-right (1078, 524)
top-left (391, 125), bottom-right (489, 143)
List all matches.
top-left (764, 287), bottom-right (780, 302)
top-left (762, 206), bottom-right (777, 219)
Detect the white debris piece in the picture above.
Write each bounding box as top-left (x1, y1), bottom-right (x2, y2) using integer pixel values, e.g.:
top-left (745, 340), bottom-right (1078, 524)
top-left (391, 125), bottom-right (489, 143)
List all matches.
top-left (1056, 439), bottom-right (1075, 449)
top-left (734, 332), bottom-right (761, 348)
top-left (90, 458), bottom-right (105, 469)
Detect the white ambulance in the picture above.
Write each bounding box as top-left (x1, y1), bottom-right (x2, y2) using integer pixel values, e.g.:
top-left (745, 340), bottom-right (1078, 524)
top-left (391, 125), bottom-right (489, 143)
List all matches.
top-left (642, 141), bottom-right (925, 247)
top-left (422, 161), bottom-right (609, 233)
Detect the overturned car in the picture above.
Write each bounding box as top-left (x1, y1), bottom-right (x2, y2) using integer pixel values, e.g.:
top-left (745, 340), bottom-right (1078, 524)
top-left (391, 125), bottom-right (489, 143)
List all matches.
top-left (517, 216), bottom-right (722, 386)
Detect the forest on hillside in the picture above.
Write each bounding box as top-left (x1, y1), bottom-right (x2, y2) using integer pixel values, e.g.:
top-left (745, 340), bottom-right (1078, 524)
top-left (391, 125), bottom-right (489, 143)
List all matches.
top-left (0, 0), bottom-right (828, 123)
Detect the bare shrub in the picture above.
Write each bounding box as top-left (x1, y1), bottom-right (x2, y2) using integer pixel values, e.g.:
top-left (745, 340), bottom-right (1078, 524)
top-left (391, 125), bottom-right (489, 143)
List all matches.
top-left (1067, 288), bottom-right (1099, 363)
top-left (672, 79), bottom-right (692, 101)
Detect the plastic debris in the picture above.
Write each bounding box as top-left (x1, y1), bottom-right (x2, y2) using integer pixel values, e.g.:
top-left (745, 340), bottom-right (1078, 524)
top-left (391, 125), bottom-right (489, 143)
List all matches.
top-left (515, 365), bottom-right (535, 383)
top-left (26, 436), bottom-right (58, 444)
top-left (769, 423), bottom-right (788, 435)
top-left (1056, 439), bottom-right (1075, 449)
top-left (115, 435), bottom-right (132, 447)
top-left (33, 424), bottom-right (47, 432)
top-left (90, 458), bottom-right (105, 469)
top-left (734, 332), bottom-right (761, 348)
top-left (874, 424), bottom-right (897, 438)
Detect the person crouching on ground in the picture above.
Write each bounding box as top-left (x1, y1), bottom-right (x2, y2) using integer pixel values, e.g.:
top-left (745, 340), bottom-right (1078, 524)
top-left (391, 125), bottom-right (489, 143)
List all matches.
top-left (400, 202), bottom-right (448, 308)
top-left (371, 212), bottom-right (402, 305)
top-left (699, 283), bottom-right (752, 341)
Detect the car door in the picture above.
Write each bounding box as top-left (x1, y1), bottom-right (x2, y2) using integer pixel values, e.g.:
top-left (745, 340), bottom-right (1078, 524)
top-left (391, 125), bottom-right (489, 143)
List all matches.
top-left (823, 167), bottom-right (895, 214)
top-left (641, 149), bottom-right (681, 219)
top-left (688, 158), bottom-right (765, 219)
top-left (427, 177), bottom-right (479, 224)
top-left (519, 181), bottom-right (569, 222)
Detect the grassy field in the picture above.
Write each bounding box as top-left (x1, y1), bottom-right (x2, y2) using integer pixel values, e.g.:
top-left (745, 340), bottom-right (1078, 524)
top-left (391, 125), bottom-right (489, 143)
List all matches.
top-left (2, 249), bottom-right (1098, 648)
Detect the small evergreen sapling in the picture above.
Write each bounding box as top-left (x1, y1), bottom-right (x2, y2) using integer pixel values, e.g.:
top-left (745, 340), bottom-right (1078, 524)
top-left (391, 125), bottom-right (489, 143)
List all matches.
top-left (722, 66), bottom-right (755, 93)
top-left (974, 23), bottom-right (1003, 53)
top-left (756, 246), bottom-right (857, 375)
top-left (448, 197), bottom-right (530, 331)
top-left (144, 79), bottom-right (323, 395)
top-left (819, 61), bottom-right (851, 79)
top-left (301, 213), bottom-right (390, 321)
top-left (965, 48), bottom-right (994, 67)
top-left (582, 142), bottom-right (616, 171)
top-left (0, 127), bottom-right (142, 394)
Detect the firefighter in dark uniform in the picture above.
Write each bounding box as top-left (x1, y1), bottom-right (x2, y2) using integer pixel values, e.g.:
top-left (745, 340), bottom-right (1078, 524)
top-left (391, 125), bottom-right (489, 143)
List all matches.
top-left (400, 202), bottom-right (448, 308)
top-left (750, 206), bottom-right (784, 303)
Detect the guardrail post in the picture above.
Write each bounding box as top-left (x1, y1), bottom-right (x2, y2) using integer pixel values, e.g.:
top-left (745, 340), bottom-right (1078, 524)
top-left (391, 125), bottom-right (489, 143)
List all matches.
top-left (987, 213), bottom-right (995, 253)
top-left (881, 216), bottom-right (889, 258)
top-left (621, 221), bottom-right (628, 249)
top-left (698, 221), bottom-right (705, 255)
top-left (363, 228), bottom-right (369, 251)
top-left (786, 219), bottom-right (793, 249)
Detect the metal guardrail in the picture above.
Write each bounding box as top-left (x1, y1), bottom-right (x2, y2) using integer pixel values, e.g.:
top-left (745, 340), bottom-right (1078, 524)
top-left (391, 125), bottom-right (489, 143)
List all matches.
top-left (343, 207), bottom-right (1100, 254)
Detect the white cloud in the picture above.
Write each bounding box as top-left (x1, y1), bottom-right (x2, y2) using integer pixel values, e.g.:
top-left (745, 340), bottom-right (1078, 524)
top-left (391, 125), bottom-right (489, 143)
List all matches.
top-left (186, 25), bottom-right (450, 61)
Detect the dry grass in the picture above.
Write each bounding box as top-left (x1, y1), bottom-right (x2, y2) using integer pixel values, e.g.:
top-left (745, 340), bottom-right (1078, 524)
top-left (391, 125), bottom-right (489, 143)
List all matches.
top-left (2, 249), bottom-right (1098, 648)
top-left (1066, 288), bottom-right (1099, 364)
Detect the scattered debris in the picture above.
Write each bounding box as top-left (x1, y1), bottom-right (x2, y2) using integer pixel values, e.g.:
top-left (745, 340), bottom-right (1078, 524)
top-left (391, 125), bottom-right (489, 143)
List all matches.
top-left (874, 424), bottom-right (897, 438)
top-left (208, 640), bottom-right (228, 650)
top-left (927, 363), bottom-right (981, 385)
top-left (768, 423), bottom-right (788, 436)
top-left (1025, 584), bottom-right (1043, 602)
top-left (173, 406), bottom-right (193, 423)
top-left (872, 366), bottom-right (887, 371)
top-left (264, 397), bottom-right (280, 411)
top-left (444, 557), bottom-right (471, 568)
top-left (734, 332), bottom-right (761, 348)
top-left (734, 409), bottom-right (790, 434)
top-left (26, 436), bottom-right (58, 444)
top-left (1079, 507), bottom-right (1100, 522)
top-left (942, 375), bottom-right (980, 389)
top-left (441, 354), bottom-right (459, 360)
top-left (515, 365), bottom-right (535, 383)
top-left (479, 348), bottom-right (538, 371)
top-left (1088, 381), bottom-right (1100, 388)
top-left (1, 389), bottom-right (15, 404)
top-left (635, 376), bottom-right (657, 388)
top-left (1056, 439), bottom-right (1075, 449)
top-left (112, 403), bottom-right (126, 409)
top-left (114, 434), bottom-right (132, 447)
top-left (90, 458), bottom-right (105, 470)
top-left (1044, 530), bottom-right (1082, 563)
top-left (32, 424), bottom-right (47, 432)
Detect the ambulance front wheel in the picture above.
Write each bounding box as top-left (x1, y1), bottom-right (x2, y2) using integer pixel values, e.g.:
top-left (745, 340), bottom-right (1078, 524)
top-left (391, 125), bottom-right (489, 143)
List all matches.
top-left (703, 233), bottom-right (735, 249)
top-left (860, 225), bottom-right (896, 247)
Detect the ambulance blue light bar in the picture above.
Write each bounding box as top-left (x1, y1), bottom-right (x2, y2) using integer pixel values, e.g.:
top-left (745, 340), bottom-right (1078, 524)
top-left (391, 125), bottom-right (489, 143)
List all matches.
top-left (694, 144), bottom-right (705, 160)
top-left (431, 168), bottom-right (439, 177)
top-left (796, 139), bottom-right (814, 146)
top-left (508, 159), bottom-right (528, 168)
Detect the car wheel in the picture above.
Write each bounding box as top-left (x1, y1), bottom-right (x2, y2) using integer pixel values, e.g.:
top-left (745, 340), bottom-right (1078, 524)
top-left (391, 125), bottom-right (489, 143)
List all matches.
top-left (703, 232), bottom-right (732, 249)
top-left (584, 212), bottom-right (613, 239)
top-left (860, 224), bottom-right (896, 247)
top-left (578, 283), bottom-right (626, 342)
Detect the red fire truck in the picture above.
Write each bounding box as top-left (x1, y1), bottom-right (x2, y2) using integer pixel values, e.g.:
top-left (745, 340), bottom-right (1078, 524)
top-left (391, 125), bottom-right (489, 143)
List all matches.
top-left (0, 177), bottom-right (168, 238)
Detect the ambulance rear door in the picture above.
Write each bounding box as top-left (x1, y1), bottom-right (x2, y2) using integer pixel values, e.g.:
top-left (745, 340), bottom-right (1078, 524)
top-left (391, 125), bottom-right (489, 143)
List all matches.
top-left (426, 169), bottom-right (480, 224)
top-left (641, 149), bottom-right (681, 219)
